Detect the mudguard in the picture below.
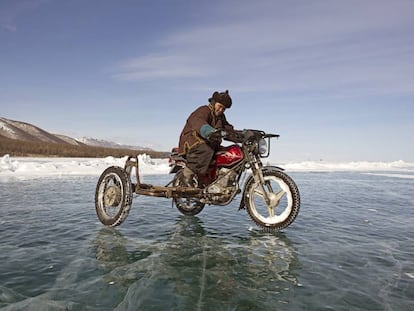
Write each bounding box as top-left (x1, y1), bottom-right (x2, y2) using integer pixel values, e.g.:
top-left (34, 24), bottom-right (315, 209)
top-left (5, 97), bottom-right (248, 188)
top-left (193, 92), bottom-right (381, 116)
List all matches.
top-left (238, 166), bottom-right (284, 210)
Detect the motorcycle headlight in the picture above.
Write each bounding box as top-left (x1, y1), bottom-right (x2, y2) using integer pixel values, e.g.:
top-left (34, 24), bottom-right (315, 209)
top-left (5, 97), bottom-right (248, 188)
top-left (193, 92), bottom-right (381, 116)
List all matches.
top-left (258, 138), bottom-right (267, 155)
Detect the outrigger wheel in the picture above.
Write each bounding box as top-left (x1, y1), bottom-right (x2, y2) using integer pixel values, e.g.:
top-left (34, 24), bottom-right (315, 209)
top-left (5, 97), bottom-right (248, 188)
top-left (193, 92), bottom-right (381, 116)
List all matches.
top-left (95, 166), bottom-right (133, 227)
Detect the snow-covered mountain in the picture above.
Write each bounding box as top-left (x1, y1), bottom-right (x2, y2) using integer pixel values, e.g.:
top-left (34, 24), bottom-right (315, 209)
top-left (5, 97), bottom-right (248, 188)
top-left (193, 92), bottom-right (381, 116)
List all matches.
top-left (0, 117), bottom-right (79, 145)
top-left (0, 117), bottom-right (150, 150)
top-left (77, 137), bottom-right (152, 151)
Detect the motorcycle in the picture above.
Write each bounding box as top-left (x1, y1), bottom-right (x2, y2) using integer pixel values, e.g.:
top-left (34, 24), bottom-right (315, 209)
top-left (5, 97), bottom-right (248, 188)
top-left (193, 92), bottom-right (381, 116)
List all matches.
top-left (95, 129), bottom-right (300, 230)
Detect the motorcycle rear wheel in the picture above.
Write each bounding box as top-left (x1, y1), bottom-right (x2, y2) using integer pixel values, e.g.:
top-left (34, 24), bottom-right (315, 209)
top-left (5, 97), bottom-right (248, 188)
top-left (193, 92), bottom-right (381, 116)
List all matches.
top-left (95, 166), bottom-right (133, 227)
top-left (245, 170), bottom-right (300, 230)
top-left (172, 170), bottom-right (205, 216)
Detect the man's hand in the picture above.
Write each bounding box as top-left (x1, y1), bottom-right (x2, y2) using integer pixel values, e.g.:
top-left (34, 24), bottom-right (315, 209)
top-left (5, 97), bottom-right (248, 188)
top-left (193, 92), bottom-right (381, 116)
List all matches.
top-left (207, 129), bottom-right (223, 144)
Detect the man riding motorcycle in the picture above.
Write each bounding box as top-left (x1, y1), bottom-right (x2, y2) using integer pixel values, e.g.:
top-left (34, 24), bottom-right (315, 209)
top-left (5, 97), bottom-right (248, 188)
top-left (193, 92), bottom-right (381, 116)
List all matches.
top-left (95, 90), bottom-right (301, 230)
top-left (178, 90), bottom-right (240, 187)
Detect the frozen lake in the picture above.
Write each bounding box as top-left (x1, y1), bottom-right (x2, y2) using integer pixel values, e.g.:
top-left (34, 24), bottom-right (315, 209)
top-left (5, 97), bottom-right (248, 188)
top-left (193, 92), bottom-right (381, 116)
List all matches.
top-left (0, 166), bottom-right (413, 310)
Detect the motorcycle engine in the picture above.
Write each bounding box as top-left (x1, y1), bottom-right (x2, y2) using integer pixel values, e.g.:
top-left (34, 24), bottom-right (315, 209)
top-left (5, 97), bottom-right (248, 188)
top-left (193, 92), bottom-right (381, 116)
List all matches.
top-left (206, 168), bottom-right (238, 204)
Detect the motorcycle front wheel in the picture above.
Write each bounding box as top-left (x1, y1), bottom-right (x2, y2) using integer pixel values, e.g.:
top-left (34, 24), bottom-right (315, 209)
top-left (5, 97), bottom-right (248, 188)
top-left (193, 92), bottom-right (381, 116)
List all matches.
top-left (172, 170), bottom-right (205, 216)
top-left (95, 166), bottom-right (133, 227)
top-left (245, 170), bottom-right (300, 230)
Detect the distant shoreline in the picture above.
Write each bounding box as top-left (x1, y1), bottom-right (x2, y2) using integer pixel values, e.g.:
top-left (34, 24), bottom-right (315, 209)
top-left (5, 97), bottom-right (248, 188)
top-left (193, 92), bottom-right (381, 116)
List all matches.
top-left (0, 136), bottom-right (170, 159)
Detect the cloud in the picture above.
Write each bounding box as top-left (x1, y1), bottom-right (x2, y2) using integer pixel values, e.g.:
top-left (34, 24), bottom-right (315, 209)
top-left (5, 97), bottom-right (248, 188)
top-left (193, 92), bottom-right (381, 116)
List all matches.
top-left (110, 0), bottom-right (414, 96)
top-left (0, 0), bottom-right (49, 32)
top-left (112, 54), bottom-right (206, 81)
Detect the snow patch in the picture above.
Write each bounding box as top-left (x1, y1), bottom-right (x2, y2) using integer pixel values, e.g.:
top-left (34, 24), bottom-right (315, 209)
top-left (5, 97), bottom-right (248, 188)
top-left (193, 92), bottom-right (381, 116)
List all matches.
top-left (1, 155), bottom-right (413, 180)
top-left (282, 160), bottom-right (414, 172)
top-left (0, 154), bottom-right (170, 180)
top-left (0, 119), bottom-right (17, 136)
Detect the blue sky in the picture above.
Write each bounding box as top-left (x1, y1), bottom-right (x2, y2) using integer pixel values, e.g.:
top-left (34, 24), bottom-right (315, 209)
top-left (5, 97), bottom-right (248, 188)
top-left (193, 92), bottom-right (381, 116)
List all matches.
top-left (1, 0), bottom-right (413, 162)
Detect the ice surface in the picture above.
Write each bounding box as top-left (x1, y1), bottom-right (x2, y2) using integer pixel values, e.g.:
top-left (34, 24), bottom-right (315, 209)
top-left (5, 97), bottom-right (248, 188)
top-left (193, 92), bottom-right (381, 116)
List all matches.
top-left (1, 172), bottom-right (413, 309)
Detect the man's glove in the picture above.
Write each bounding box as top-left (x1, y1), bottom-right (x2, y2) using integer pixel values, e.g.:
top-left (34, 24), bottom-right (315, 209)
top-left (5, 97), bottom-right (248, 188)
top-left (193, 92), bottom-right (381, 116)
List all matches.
top-left (207, 129), bottom-right (224, 144)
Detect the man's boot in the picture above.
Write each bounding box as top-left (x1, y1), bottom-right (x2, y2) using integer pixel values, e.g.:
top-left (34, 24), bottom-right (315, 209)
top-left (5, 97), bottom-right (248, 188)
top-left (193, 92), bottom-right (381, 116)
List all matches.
top-left (181, 166), bottom-right (195, 187)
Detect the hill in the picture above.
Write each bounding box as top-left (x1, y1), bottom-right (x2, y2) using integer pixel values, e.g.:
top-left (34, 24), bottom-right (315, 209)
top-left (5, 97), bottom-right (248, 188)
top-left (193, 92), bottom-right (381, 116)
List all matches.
top-left (0, 117), bottom-right (78, 145)
top-left (0, 117), bottom-right (169, 158)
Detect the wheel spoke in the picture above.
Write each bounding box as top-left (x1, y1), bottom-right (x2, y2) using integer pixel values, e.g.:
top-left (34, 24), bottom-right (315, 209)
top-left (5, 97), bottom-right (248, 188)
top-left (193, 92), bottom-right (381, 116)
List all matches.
top-left (253, 187), bottom-right (265, 198)
top-left (267, 206), bottom-right (275, 217)
top-left (252, 185), bottom-right (275, 217)
top-left (265, 191), bottom-right (285, 218)
top-left (273, 190), bottom-right (286, 204)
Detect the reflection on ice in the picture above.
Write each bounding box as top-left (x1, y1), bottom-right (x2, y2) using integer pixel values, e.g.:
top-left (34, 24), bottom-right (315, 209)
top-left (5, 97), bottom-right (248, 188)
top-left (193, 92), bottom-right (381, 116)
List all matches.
top-left (91, 216), bottom-right (300, 309)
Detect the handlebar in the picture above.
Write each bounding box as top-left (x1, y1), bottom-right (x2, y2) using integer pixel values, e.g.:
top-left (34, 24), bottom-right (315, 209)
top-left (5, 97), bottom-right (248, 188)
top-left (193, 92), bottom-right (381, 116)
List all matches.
top-left (264, 133), bottom-right (280, 138)
top-left (243, 129), bottom-right (279, 139)
top-left (223, 129), bottom-right (279, 144)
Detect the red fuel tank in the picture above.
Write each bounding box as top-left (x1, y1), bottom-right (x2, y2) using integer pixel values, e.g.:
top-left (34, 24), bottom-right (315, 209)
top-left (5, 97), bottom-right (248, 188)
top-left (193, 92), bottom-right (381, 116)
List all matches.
top-left (215, 145), bottom-right (243, 167)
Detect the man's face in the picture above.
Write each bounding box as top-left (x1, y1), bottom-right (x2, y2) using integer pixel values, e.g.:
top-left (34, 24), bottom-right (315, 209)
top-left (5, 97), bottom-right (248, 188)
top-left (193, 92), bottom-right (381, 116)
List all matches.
top-left (214, 102), bottom-right (226, 116)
